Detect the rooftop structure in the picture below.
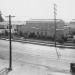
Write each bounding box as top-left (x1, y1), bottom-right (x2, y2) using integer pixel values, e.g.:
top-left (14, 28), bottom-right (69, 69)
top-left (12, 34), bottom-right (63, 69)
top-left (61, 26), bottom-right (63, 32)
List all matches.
top-left (27, 19), bottom-right (64, 23)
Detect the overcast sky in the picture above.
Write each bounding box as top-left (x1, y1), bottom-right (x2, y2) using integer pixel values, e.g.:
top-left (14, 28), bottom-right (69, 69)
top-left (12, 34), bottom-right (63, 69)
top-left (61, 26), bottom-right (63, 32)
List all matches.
top-left (0, 0), bottom-right (75, 22)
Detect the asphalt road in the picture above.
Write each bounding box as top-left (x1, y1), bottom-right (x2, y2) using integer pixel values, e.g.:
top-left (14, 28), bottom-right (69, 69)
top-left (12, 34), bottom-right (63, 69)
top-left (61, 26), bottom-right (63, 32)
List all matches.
top-left (1, 38), bottom-right (75, 49)
top-left (0, 39), bottom-right (74, 75)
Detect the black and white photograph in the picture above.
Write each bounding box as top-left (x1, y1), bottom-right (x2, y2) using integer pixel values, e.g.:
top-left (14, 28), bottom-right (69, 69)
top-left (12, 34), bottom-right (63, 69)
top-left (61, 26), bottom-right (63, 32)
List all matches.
top-left (0, 0), bottom-right (75, 75)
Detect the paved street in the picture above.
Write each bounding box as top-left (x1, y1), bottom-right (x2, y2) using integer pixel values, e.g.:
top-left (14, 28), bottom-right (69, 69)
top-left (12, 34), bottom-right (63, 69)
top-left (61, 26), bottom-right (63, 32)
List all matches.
top-left (0, 39), bottom-right (74, 75)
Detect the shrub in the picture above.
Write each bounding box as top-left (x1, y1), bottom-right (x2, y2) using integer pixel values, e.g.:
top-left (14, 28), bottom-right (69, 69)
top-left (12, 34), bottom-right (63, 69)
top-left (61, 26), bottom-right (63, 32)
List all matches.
top-left (62, 36), bottom-right (68, 42)
top-left (73, 39), bottom-right (75, 43)
top-left (57, 39), bottom-right (64, 44)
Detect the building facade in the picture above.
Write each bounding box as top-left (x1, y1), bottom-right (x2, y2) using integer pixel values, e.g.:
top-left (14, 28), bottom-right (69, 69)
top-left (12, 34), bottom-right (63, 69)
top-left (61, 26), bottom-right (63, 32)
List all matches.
top-left (17, 19), bottom-right (65, 39)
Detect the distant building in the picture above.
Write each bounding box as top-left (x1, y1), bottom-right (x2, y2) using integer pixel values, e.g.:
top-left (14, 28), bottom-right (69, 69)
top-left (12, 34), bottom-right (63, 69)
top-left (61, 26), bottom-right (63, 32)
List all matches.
top-left (0, 11), bottom-right (26, 34)
top-left (17, 19), bottom-right (65, 39)
top-left (0, 11), bottom-right (5, 33)
top-left (68, 21), bottom-right (75, 34)
top-left (0, 21), bottom-right (26, 33)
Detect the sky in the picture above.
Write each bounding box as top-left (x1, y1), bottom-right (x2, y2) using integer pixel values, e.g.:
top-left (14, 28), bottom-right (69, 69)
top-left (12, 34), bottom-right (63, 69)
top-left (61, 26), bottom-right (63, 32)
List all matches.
top-left (0, 0), bottom-right (75, 22)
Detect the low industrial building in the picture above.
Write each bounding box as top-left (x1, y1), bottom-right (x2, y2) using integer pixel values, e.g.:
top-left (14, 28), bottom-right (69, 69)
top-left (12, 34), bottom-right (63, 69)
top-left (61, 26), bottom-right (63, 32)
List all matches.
top-left (17, 19), bottom-right (66, 39)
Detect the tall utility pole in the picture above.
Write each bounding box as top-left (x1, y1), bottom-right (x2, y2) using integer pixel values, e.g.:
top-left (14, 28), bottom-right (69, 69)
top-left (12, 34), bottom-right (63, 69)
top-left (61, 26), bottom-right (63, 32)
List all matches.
top-left (54, 4), bottom-right (60, 58)
top-left (54, 4), bottom-right (57, 47)
top-left (6, 15), bottom-right (15, 70)
top-left (54, 4), bottom-right (61, 59)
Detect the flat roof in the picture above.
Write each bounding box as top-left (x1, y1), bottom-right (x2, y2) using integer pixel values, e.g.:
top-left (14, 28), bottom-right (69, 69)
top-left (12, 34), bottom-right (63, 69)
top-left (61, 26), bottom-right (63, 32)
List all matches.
top-left (0, 21), bottom-right (26, 25)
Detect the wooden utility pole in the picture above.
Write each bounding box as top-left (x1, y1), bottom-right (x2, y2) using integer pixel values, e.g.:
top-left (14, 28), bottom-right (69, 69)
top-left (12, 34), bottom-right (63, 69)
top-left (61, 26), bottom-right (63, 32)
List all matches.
top-left (54, 4), bottom-right (57, 47)
top-left (54, 4), bottom-right (60, 58)
top-left (6, 15), bottom-right (15, 70)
